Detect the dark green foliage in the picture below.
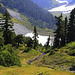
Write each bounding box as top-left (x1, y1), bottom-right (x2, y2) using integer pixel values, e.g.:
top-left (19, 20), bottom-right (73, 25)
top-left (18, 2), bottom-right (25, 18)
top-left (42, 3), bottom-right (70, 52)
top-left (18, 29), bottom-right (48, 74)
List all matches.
top-left (60, 17), bottom-right (68, 46)
top-left (67, 8), bottom-right (75, 42)
top-left (0, 37), bottom-right (4, 48)
top-left (0, 44), bottom-right (21, 67)
top-left (68, 49), bottom-right (75, 56)
top-left (23, 47), bottom-right (31, 53)
top-left (53, 14), bottom-right (69, 48)
top-left (24, 37), bottom-right (34, 47)
top-left (0, 0), bottom-right (55, 29)
top-left (33, 26), bottom-right (38, 49)
top-left (2, 10), bottom-right (14, 45)
top-left (13, 34), bottom-right (24, 47)
top-left (45, 35), bottom-right (50, 50)
top-left (53, 14), bottom-right (63, 48)
top-left (64, 17), bottom-right (68, 45)
top-left (49, 49), bottom-right (55, 55)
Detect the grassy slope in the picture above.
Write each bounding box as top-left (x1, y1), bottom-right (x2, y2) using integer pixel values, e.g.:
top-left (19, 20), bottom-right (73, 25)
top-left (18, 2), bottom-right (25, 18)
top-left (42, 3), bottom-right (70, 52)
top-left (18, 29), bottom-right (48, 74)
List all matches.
top-left (0, 50), bottom-right (75, 75)
top-left (0, 65), bottom-right (75, 75)
top-left (0, 42), bottom-right (75, 75)
top-left (32, 42), bottom-right (75, 71)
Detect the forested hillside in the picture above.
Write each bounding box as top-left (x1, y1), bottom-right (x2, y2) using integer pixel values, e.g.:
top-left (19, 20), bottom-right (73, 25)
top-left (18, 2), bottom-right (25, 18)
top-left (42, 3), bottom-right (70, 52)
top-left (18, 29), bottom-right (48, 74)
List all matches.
top-left (0, 0), bottom-right (56, 29)
top-left (31, 0), bottom-right (68, 10)
top-left (31, 0), bottom-right (60, 9)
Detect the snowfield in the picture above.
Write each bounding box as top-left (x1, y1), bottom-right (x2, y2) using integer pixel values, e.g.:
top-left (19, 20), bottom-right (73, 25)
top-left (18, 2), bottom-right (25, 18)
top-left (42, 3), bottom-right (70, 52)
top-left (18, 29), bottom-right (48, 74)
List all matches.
top-left (56, 0), bottom-right (68, 4)
top-left (48, 4), bottom-right (75, 14)
top-left (25, 33), bottom-right (54, 46)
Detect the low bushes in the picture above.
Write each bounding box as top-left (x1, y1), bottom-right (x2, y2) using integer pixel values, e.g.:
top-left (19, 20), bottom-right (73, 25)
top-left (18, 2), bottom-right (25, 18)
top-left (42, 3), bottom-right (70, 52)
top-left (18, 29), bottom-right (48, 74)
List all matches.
top-left (0, 44), bottom-right (21, 67)
top-left (68, 49), bottom-right (75, 56)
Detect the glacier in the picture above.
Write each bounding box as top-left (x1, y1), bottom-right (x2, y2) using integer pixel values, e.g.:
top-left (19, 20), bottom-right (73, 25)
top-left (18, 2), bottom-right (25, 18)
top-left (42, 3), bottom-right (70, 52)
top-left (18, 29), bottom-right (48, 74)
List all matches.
top-left (48, 4), bottom-right (75, 14)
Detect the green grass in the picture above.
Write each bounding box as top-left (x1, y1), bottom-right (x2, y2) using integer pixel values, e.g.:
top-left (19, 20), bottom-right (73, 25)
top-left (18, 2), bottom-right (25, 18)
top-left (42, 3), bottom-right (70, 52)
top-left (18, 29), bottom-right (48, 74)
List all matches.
top-left (32, 42), bottom-right (75, 71)
top-left (0, 63), bottom-right (75, 75)
top-left (58, 42), bottom-right (75, 56)
top-left (0, 46), bottom-right (75, 75)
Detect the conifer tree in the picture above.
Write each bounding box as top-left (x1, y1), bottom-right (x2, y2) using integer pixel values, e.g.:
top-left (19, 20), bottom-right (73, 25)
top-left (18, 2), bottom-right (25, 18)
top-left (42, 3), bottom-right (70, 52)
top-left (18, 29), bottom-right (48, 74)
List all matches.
top-left (2, 10), bottom-right (14, 44)
top-left (14, 34), bottom-right (24, 47)
top-left (33, 26), bottom-right (38, 49)
top-left (45, 35), bottom-right (50, 50)
top-left (67, 8), bottom-right (75, 42)
top-left (60, 16), bottom-right (68, 46)
top-left (53, 14), bottom-right (63, 48)
top-left (64, 17), bottom-right (68, 44)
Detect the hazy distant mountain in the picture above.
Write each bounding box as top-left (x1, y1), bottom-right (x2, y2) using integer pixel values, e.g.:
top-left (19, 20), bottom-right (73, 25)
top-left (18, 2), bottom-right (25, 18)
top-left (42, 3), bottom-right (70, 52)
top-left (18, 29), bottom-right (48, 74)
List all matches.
top-left (67, 0), bottom-right (72, 2)
top-left (67, 0), bottom-right (75, 5)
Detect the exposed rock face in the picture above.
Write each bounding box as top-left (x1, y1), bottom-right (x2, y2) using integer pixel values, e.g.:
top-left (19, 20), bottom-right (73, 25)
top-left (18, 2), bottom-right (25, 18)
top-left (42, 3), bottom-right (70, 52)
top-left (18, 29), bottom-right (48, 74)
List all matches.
top-left (7, 9), bottom-right (31, 36)
top-left (7, 9), bottom-right (23, 20)
top-left (13, 23), bottom-right (31, 35)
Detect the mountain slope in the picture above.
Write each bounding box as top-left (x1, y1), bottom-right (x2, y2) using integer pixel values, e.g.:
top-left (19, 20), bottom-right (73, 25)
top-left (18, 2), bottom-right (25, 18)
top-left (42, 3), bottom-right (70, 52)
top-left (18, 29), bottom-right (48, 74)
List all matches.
top-left (67, 0), bottom-right (75, 5)
top-left (0, 0), bottom-right (55, 29)
top-left (32, 0), bottom-right (60, 9)
top-left (32, 0), bottom-right (68, 10)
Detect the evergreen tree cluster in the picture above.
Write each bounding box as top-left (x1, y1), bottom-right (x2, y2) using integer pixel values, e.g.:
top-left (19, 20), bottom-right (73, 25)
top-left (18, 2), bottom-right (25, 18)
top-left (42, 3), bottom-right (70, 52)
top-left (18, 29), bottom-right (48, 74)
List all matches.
top-left (53, 8), bottom-right (75, 48)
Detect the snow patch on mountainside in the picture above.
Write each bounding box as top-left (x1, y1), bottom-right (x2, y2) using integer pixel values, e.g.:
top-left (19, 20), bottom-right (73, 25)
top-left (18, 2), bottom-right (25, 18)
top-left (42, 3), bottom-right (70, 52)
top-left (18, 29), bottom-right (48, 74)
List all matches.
top-left (25, 33), bottom-right (54, 46)
top-left (48, 4), bottom-right (75, 14)
top-left (56, 0), bottom-right (68, 4)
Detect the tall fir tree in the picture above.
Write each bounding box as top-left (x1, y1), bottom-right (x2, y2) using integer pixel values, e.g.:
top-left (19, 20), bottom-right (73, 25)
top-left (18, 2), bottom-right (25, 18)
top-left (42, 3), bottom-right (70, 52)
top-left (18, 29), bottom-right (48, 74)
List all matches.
top-left (33, 26), bottom-right (38, 49)
top-left (64, 16), bottom-right (68, 44)
top-left (2, 10), bottom-right (14, 44)
top-left (53, 14), bottom-right (63, 48)
top-left (60, 16), bottom-right (68, 46)
top-left (45, 35), bottom-right (50, 50)
top-left (67, 8), bottom-right (75, 42)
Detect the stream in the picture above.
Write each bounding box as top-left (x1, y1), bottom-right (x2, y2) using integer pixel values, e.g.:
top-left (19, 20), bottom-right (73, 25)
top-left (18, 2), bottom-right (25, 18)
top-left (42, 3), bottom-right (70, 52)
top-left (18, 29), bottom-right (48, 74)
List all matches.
top-left (28, 53), bottom-right (46, 64)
